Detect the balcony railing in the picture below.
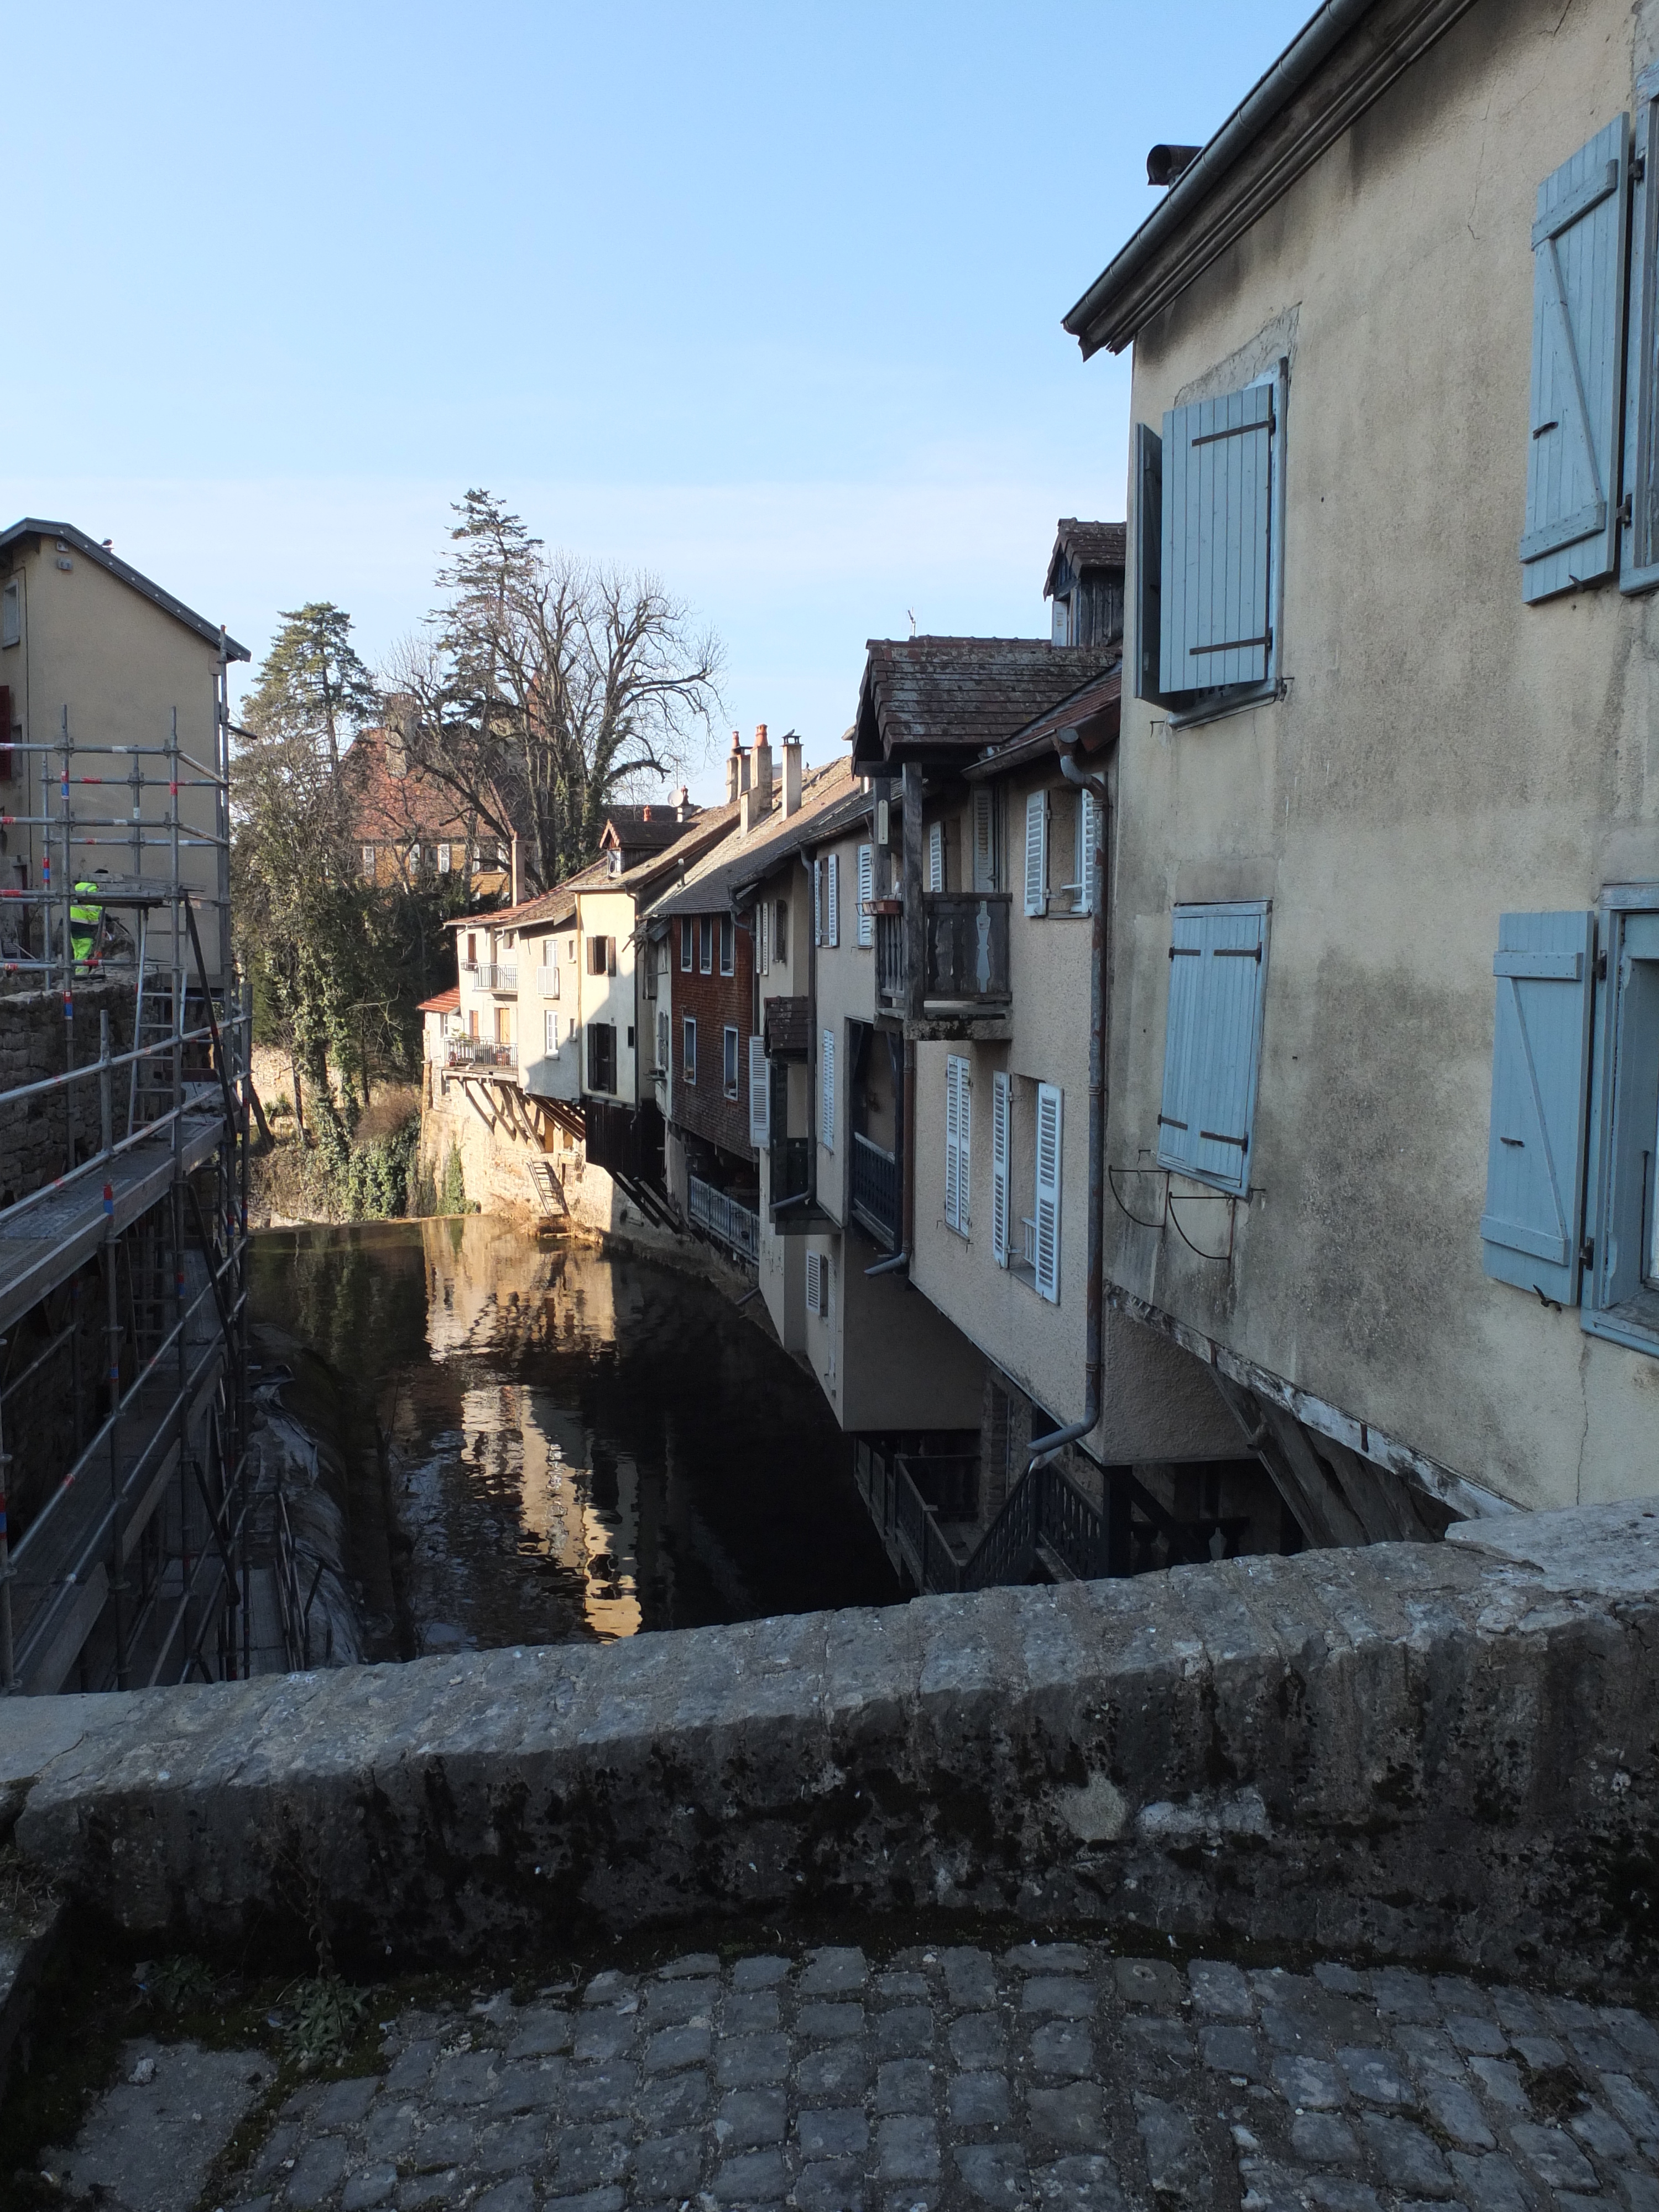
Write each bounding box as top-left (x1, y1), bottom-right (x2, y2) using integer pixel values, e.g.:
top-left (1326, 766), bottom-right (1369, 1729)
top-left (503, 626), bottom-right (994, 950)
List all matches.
top-left (850, 1132), bottom-right (900, 1251)
top-left (875, 894), bottom-right (1011, 1013)
top-left (477, 963), bottom-right (518, 992)
top-left (688, 1174), bottom-right (759, 1261)
top-left (446, 1036), bottom-right (517, 1070)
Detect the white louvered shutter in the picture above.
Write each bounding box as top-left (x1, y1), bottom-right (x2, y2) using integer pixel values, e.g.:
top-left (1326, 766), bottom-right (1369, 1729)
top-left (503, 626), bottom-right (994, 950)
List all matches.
top-left (805, 1250), bottom-right (822, 1314)
top-left (943, 1057), bottom-right (961, 1229)
top-left (857, 844), bottom-right (873, 947)
top-left (748, 1036), bottom-right (770, 1147)
top-left (1024, 792), bottom-right (1048, 916)
top-left (956, 1055), bottom-right (970, 1232)
top-left (972, 789), bottom-right (995, 891)
top-left (813, 859), bottom-right (822, 946)
top-left (821, 1028), bottom-right (836, 1149)
top-left (991, 1070), bottom-right (1010, 1267)
top-left (827, 853), bottom-right (841, 947)
top-left (1075, 789), bottom-right (1099, 915)
top-left (1034, 1082), bottom-right (1062, 1304)
top-left (927, 821), bottom-right (944, 894)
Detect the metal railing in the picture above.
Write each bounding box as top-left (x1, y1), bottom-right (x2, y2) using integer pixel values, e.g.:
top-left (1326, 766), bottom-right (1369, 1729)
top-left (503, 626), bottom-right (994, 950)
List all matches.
top-left (446, 1036), bottom-right (517, 1069)
top-left (688, 1174), bottom-right (759, 1260)
top-left (477, 963), bottom-right (518, 992)
top-left (851, 1132), bottom-right (900, 1249)
top-left (853, 1440), bottom-right (1118, 1597)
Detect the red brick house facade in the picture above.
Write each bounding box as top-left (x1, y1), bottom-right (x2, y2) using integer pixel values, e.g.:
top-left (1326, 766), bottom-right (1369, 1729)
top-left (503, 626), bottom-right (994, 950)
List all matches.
top-left (669, 909), bottom-right (754, 1165)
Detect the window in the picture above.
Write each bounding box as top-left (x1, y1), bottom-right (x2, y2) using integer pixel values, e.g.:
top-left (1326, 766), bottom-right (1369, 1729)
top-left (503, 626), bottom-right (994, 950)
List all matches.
top-left (1024, 792), bottom-right (1048, 917)
top-left (466, 933), bottom-right (478, 968)
top-left (724, 1025), bottom-right (740, 1097)
top-left (495, 1005), bottom-right (513, 1045)
top-left (587, 935), bottom-right (616, 975)
top-left (409, 843), bottom-right (422, 869)
top-left (775, 898), bottom-right (788, 963)
top-left (971, 790), bottom-right (997, 893)
top-left (719, 914), bottom-right (734, 975)
top-left (681, 919), bottom-right (692, 972)
top-left (468, 1009), bottom-right (479, 1037)
top-left (700, 915), bottom-right (713, 973)
top-left (657, 1008), bottom-right (669, 1072)
top-left (1048, 789), bottom-right (1099, 917)
top-left (991, 1070), bottom-right (1011, 1266)
top-left (362, 843), bottom-right (376, 877)
top-left (928, 821), bottom-right (945, 895)
top-left (945, 1054), bottom-right (971, 1234)
top-left (588, 1021), bottom-right (617, 1094)
top-left (857, 844), bottom-right (874, 948)
top-left (1034, 1083), bottom-right (1063, 1303)
top-left (1051, 592), bottom-right (1072, 646)
top-left (437, 842), bottom-right (452, 874)
top-left (748, 1036), bottom-right (770, 1146)
top-left (1134, 369), bottom-right (1285, 715)
top-left (820, 1027), bottom-right (836, 1149)
top-left (1, 579), bottom-right (19, 648)
top-left (806, 1248), bottom-right (827, 1317)
top-left (1156, 902), bottom-right (1270, 1196)
top-left (545, 1009), bottom-right (560, 1055)
top-left (826, 853), bottom-right (841, 947)
top-left (683, 1016), bottom-right (697, 1084)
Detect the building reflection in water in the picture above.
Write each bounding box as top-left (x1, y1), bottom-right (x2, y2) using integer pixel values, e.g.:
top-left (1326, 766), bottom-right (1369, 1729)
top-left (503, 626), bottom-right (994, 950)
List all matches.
top-left (250, 1217), bottom-right (898, 1661)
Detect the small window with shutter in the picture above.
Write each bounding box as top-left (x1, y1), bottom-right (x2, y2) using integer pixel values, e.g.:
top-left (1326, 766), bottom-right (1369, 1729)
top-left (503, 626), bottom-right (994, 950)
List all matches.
top-left (1157, 902), bottom-right (1270, 1197)
top-left (944, 1053), bottom-right (971, 1235)
top-left (857, 844), bottom-right (874, 947)
top-left (1024, 791), bottom-right (1048, 917)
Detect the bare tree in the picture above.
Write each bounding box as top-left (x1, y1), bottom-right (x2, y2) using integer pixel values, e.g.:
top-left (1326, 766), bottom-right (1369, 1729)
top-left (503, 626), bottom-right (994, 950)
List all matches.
top-left (389, 491), bottom-right (722, 893)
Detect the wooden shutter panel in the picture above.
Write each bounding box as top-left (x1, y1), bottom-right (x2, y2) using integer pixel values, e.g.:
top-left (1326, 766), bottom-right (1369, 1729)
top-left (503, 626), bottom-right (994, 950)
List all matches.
top-left (1625, 100), bottom-right (1659, 591)
top-left (943, 1057), bottom-right (960, 1229)
top-left (1157, 905), bottom-right (1268, 1194)
top-left (1523, 116), bottom-right (1630, 602)
top-left (1161, 381), bottom-right (1275, 692)
top-left (927, 821), bottom-right (944, 894)
top-left (1074, 790), bottom-right (1099, 916)
top-left (991, 1070), bottom-right (1010, 1267)
top-left (813, 859), bottom-right (822, 946)
top-left (972, 789), bottom-right (995, 891)
top-left (748, 1035), bottom-right (770, 1147)
top-left (806, 1249), bottom-right (822, 1313)
top-left (857, 843), bottom-right (874, 946)
top-left (769, 1057), bottom-right (789, 1191)
top-left (821, 1027), bottom-right (836, 1149)
top-left (1134, 421), bottom-right (1165, 703)
top-left (1480, 910), bottom-right (1595, 1303)
top-left (1034, 1082), bottom-right (1062, 1304)
top-left (1024, 792), bottom-right (1047, 916)
top-left (827, 853), bottom-right (840, 947)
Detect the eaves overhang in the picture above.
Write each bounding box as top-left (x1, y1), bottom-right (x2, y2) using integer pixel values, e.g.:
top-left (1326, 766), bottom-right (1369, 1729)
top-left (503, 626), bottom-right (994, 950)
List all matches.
top-left (1062, 0), bottom-right (1481, 359)
top-left (0, 518), bottom-right (251, 659)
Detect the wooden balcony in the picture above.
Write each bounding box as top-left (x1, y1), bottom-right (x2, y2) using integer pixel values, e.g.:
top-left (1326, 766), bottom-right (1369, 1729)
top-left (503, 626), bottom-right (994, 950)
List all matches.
top-left (876, 894), bottom-right (1013, 1035)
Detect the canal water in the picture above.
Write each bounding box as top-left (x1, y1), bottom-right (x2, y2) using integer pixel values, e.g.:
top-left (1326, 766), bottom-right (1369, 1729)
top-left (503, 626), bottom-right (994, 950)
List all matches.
top-left (247, 1217), bottom-right (900, 1657)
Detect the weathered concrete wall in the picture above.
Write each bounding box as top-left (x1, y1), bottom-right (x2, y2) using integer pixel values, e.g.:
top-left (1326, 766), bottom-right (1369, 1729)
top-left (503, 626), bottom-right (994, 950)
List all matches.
top-left (6, 1500), bottom-right (1659, 1993)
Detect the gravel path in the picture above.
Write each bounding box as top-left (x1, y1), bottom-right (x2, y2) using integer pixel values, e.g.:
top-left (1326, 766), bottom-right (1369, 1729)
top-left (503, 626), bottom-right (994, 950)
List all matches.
top-left (45, 1939), bottom-right (1659, 2212)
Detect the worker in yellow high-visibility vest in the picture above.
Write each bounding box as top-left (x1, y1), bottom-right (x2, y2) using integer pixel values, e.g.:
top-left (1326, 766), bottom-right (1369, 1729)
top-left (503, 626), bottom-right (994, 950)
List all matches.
top-left (69, 878), bottom-right (105, 970)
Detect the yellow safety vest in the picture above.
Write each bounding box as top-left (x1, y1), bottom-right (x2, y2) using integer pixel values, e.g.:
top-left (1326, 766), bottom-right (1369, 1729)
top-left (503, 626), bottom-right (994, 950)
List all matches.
top-left (70, 881), bottom-right (103, 964)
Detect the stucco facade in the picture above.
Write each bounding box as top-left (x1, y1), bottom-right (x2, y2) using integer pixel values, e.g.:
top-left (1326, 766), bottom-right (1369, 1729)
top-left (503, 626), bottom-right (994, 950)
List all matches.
top-left (1099, 0), bottom-right (1659, 1510)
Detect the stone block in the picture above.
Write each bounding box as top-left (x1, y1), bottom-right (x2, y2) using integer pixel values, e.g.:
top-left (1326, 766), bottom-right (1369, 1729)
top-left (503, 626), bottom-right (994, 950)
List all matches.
top-left (941, 1948), bottom-right (998, 2010)
top-left (801, 1947), bottom-right (868, 1995)
top-left (949, 2070), bottom-right (1011, 2127)
top-left (718, 2088), bottom-right (787, 2147)
top-left (634, 2130), bottom-right (704, 2197)
top-left (875, 2058), bottom-right (933, 2112)
top-left (877, 2114), bottom-right (940, 2181)
top-left (797, 2107), bottom-right (870, 2158)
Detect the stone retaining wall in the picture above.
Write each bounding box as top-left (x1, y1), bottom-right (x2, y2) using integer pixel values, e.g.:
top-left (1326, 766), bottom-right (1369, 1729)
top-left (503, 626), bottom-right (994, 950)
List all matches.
top-left (4, 1502), bottom-right (1658, 1992)
top-left (0, 980), bottom-right (135, 1205)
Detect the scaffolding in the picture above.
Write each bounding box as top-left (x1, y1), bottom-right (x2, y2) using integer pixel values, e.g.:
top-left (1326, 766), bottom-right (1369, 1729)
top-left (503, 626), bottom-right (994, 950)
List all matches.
top-left (0, 674), bottom-right (260, 1692)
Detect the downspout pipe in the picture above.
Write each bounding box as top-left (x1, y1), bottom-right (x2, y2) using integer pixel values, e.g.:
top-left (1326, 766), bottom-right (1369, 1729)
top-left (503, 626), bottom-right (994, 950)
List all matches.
top-left (865, 1248), bottom-right (907, 1278)
top-left (1027, 739), bottom-right (1111, 1472)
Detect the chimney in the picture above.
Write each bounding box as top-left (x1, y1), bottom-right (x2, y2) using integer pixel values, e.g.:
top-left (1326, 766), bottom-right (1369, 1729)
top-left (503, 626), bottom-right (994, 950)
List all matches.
top-left (782, 731), bottom-right (804, 818)
top-left (675, 784), bottom-right (690, 820)
top-left (725, 729), bottom-right (745, 803)
top-left (752, 723), bottom-right (773, 813)
top-left (740, 787), bottom-right (757, 837)
top-left (510, 831), bottom-right (520, 907)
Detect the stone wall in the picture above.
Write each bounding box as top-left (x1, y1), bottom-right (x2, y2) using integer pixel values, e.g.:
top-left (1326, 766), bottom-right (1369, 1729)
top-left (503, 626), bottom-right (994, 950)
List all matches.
top-left (0, 981), bottom-right (136, 1206)
top-left (6, 1501), bottom-right (1659, 1993)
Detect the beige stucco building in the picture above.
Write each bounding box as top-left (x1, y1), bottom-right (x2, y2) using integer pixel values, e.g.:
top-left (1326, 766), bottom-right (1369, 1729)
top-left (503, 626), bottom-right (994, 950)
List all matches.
top-left (1067, 0), bottom-right (1659, 1524)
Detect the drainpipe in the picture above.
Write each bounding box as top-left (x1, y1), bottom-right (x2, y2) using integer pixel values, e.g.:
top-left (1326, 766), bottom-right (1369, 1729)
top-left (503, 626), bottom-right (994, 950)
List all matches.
top-left (1027, 739), bottom-right (1110, 1471)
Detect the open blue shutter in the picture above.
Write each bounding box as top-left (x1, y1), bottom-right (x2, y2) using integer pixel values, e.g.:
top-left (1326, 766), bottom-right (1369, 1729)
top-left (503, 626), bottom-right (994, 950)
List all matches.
top-left (1161, 382), bottom-right (1275, 692)
top-left (1034, 1083), bottom-right (1062, 1303)
top-left (1156, 905), bottom-right (1267, 1194)
top-left (1626, 98), bottom-right (1659, 591)
top-left (1522, 117), bottom-right (1630, 602)
top-left (991, 1070), bottom-right (1010, 1267)
top-left (1480, 911), bottom-right (1595, 1302)
top-left (1134, 421), bottom-right (1165, 702)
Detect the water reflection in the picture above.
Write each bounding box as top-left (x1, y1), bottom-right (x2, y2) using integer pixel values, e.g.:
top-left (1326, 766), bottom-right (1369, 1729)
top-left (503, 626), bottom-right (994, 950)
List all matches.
top-left (248, 1217), bottom-right (899, 1656)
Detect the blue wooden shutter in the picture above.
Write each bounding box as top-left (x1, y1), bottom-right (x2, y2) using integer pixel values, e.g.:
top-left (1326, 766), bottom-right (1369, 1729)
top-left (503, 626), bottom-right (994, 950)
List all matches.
top-left (991, 1070), bottom-right (1010, 1267)
top-left (1024, 792), bottom-right (1047, 916)
top-left (1480, 910), bottom-right (1595, 1303)
top-left (1161, 381), bottom-right (1275, 692)
top-left (1522, 116), bottom-right (1630, 602)
top-left (857, 843), bottom-right (874, 946)
top-left (1034, 1083), bottom-right (1062, 1303)
top-left (821, 1027), bottom-right (836, 1149)
top-left (1625, 99), bottom-right (1659, 592)
top-left (1156, 905), bottom-right (1268, 1195)
top-left (1134, 421), bottom-right (1165, 703)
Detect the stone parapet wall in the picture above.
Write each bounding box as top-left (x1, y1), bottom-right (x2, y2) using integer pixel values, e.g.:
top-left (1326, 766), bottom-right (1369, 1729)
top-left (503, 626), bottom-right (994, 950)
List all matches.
top-left (5, 1501), bottom-right (1658, 1992)
top-left (0, 980), bottom-right (136, 1206)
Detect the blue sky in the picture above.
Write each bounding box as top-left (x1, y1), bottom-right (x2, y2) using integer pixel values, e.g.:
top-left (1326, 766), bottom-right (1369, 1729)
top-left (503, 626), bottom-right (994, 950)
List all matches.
top-left (4, 1), bottom-right (1311, 799)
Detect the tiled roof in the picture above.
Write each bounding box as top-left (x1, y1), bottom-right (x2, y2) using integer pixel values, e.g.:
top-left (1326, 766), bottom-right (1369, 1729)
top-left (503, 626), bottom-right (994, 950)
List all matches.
top-left (852, 638), bottom-right (1119, 770)
top-left (1044, 521), bottom-right (1126, 599)
top-left (444, 859), bottom-right (604, 933)
top-left (602, 803), bottom-right (698, 855)
top-left (964, 663), bottom-right (1123, 780)
top-left (0, 519), bottom-right (250, 659)
top-left (651, 763), bottom-right (858, 919)
top-left (417, 986), bottom-right (461, 1014)
top-left (343, 731), bottom-right (476, 845)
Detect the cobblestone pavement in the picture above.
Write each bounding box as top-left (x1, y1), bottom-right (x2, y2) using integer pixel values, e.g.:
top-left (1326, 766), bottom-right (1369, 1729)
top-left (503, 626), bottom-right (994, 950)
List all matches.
top-left (59, 1940), bottom-right (1659, 2212)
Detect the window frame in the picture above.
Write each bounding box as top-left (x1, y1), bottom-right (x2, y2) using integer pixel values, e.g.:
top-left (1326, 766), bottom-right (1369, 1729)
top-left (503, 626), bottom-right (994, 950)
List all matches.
top-left (699, 915), bottom-right (713, 974)
top-left (723, 1023), bottom-right (740, 1098)
top-left (719, 913), bottom-right (735, 976)
top-left (587, 1020), bottom-right (616, 1094)
top-left (1156, 900), bottom-right (1271, 1197)
top-left (681, 919), bottom-right (693, 972)
top-left (682, 1016), bottom-right (697, 1086)
top-left (1583, 889), bottom-right (1659, 1352)
top-left (0, 577), bottom-right (20, 649)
